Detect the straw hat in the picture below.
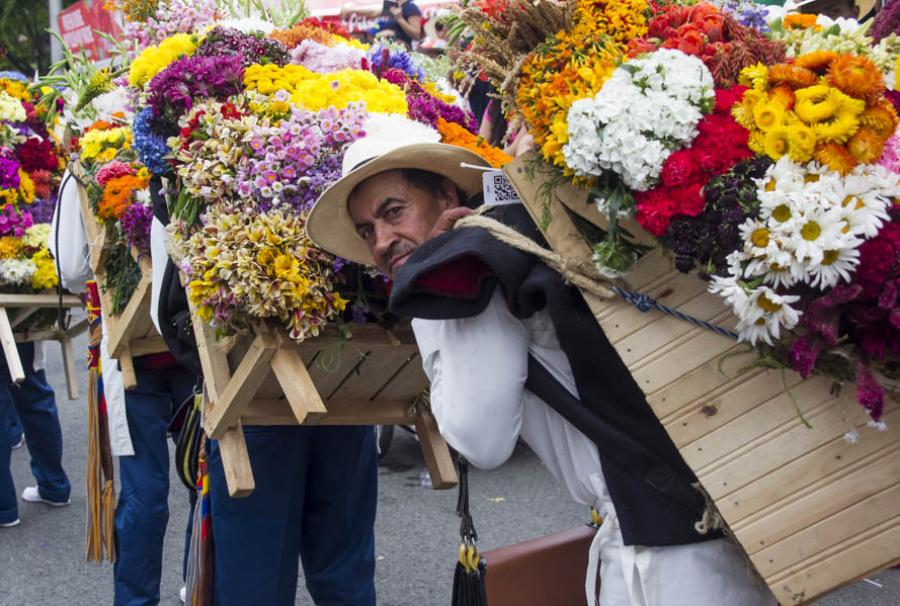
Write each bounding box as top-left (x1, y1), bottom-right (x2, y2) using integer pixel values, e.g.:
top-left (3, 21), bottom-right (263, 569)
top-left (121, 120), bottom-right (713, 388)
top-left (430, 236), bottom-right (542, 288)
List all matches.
top-left (307, 114), bottom-right (490, 266)
top-left (793, 0), bottom-right (879, 18)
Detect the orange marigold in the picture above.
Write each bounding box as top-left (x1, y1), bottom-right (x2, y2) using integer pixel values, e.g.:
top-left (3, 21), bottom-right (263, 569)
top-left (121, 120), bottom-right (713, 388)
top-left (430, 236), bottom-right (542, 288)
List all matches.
top-left (847, 127), bottom-right (887, 164)
top-left (98, 174), bottom-right (148, 220)
top-left (436, 118), bottom-right (512, 168)
top-left (860, 99), bottom-right (899, 138)
top-left (268, 24), bottom-right (333, 49)
top-left (768, 64), bottom-right (818, 89)
top-left (814, 142), bottom-right (856, 175)
top-left (793, 50), bottom-right (837, 73)
top-left (783, 14), bottom-right (820, 30)
top-left (826, 54), bottom-right (885, 103)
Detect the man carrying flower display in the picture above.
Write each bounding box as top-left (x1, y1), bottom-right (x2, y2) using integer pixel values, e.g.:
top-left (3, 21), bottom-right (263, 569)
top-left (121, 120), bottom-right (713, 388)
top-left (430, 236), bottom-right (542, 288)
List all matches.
top-left (306, 122), bottom-right (777, 606)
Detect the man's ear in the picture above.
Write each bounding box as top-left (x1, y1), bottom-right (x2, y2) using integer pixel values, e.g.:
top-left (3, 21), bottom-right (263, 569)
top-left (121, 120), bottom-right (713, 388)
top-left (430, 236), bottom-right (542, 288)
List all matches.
top-left (437, 178), bottom-right (462, 209)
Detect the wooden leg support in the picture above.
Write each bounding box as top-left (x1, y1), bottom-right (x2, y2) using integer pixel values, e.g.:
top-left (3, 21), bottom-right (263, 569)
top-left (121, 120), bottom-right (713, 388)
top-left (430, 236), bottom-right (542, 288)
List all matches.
top-left (271, 348), bottom-right (328, 425)
top-left (61, 335), bottom-right (80, 400)
top-left (217, 423), bottom-right (256, 498)
top-left (0, 308), bottom-right (24, 384)
top-left (414, 403), bottom-right (458, 490)
top-left (119, 348), bottom-right (137, 390)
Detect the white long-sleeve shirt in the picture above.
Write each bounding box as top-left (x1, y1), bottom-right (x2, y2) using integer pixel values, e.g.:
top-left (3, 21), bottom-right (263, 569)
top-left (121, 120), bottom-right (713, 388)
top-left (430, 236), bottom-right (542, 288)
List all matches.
top-left (50, 170), bottom-right (133, 456)
top-left (412, 292), bottom-right (776, 606)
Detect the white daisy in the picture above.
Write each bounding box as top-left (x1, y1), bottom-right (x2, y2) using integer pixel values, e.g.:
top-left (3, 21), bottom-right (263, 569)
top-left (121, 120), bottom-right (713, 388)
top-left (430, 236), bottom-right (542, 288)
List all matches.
top-left (783, 205), bottom-right (845, 265)
top-left (736, 286), bottom-right (802, 346)
top-left (745, 248), bottom-right (806, 289)
top-left (708, 274), bottom-right (749, 315)
top-left (755, 156), bottom-right (805, 196)
top-left (807, 244), bottom-right (861, 289)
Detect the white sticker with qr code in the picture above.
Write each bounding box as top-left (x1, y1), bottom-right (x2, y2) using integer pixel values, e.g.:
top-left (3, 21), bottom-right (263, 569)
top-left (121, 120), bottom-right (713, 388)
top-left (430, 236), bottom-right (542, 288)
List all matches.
top-left (483, 170), bottom-right (521, 207)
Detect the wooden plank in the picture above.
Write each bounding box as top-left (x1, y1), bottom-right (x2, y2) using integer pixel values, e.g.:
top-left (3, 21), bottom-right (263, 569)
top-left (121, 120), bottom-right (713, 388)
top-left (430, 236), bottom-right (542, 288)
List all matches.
top-left (722, 407), bottom-right (900, 526)
top-left (106, 271), bottom-right (154, 357)
top-left (329, 348), bottom-right (417, 401)
top-left (128, 334), bottom-right (169, 357)
top-left (217, 423), bottom-right (256, 498)
top-left (206, 332), bottom-right (277, 439)
top-left (414, 404), bottom-right (459, 490)
top-left (60, 335), bottom-right (79, 400)
top-left (746, 450), bottom-right (900, 570)
top-left (119, 348), bottom-right (137, 391)
top-left (242, 398), bottom-right (417, 426)
top-left (306, 343), bottom-right (367, 400)
top-left (0, 308), bottom-right (24, 383)
top-left (9, 307), bottom-right (39, 329)
top-left (372, 353), bottom-right (428, 401)
top-left (0, 294), bottom-right (82, 307)
top-left (767, 518), bottom-right (900, 605)
top-left (270, 347), bottom-right (328, 425)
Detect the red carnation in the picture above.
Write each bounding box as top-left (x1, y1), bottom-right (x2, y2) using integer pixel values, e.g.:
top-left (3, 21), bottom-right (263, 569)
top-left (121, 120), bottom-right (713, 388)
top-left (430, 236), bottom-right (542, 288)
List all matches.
top-left (635, 190), bottom-right (679, 237)
top-left (15, 138), bottom-right (58, 173)
top-left (660, 150), bottom-right (698, 187)
top-left (714, 85), bottom-right (748, 113)
top-left (673, 182), bottom-right (705, 217)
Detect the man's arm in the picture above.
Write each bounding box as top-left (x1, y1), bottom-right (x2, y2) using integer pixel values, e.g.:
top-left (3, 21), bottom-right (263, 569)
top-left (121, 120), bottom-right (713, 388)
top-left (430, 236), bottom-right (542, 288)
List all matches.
top-left (392, 2), bottom-right (423, 40)
top-left (49, 169), bottom-right (92, 294)
top-left (413, 292), bottom-right (529, 469)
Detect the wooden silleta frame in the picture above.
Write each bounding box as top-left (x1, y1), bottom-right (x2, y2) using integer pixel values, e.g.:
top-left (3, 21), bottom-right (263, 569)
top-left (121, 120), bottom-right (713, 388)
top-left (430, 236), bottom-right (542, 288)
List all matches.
top-left (504, 151), bottom-right (900, 605)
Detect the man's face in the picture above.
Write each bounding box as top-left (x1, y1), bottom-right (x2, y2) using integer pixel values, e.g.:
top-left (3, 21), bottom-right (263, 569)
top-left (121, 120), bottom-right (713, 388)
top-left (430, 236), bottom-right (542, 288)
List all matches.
top-left (348, 170), bottom-right (459, 278)
top-left (802, 0), bottom-right (857, 19)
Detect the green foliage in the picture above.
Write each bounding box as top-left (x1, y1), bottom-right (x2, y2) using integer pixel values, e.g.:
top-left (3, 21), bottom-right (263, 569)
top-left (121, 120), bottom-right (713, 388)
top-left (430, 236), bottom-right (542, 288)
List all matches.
top-left (0, 0), bottom-right (79, 75)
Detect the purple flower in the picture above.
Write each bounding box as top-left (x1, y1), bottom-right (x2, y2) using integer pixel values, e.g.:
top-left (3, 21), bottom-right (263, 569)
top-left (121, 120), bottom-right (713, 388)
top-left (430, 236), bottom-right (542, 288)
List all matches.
top-left (28, 194), bottom-right (57, 224)
top-left (194, 27), bottom-right (289, 67)
top-left (146, 55), bottom-right (245, 135)
top-left (789, 336), bottom-right (823, 379)
top-left (120, 203), bottom-right (153, 254)
top-left (0, 157), bottom-right (21, 190)
top-left (0, 204), bottom-right (32, 238)
top-left (855, 361), bottom-right (885, 421)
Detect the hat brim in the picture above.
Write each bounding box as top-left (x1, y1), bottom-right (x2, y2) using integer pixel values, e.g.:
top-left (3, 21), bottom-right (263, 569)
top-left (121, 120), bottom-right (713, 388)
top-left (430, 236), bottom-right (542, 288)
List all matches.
top-left (307, 143), bottom-right (491, 266)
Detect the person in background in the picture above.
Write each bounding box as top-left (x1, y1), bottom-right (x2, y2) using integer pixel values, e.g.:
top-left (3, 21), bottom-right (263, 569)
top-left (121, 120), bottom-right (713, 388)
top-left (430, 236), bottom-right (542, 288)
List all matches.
top-left (344, 0), bottom-right (423, 47)
top-left (0, 341), bottom-right (71, 528)
top-left (52, 170), bottom-right (196, 605)
top-left (797, 0), bottom-right (877, 20)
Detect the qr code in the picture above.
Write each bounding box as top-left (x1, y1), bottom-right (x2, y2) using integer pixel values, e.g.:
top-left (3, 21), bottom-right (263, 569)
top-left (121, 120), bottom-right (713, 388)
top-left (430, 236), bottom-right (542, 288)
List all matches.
top-left (491, 173), bottom-right (518, 202)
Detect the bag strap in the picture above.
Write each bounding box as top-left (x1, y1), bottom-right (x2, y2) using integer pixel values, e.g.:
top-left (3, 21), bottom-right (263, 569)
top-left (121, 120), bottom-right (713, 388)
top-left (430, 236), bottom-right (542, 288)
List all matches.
top-left (524, 354), bottom-right (702, 514)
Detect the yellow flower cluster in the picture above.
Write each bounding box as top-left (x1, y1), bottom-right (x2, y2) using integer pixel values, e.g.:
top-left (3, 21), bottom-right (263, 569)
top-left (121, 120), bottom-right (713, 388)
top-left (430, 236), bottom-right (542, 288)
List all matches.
top-left (516, 0), bottom-right (648, 169)
top-left (244, 65), bottom-right (408, 114)
top-left (31, 248), bottom-right (58, 290)
top-left (185, 208), bottom-right (348, 342)
top-left (0, 189), bottom-right (16, 205)
top-left (17, 170), bottom-right (34, 205)
top-left (23, 224), bottom-right (50, 249)
top-left (128, 33), bottom-right (198, 89)
top-left (79, 127), bottom-right (132, 164)
top-left (0, 79), bottom-right (31, 103)
top-left (734, 53), bottom-right (896, 174)
top-left (0, 237), bottom-right (21, 259)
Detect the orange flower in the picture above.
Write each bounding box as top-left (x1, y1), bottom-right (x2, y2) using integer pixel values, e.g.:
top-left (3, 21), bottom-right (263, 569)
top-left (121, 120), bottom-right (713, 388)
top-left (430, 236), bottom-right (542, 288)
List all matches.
top-left (268, 24), bottom-right (333, 49)
top-left (859, 99), bottom-right (899, 138)
top-left (827, 54), bottom-right (885, 103)
top-left (793, 50), bottom-right (837, 72)
top-left (846, 127), bottom-right (887, 164)
top-left (770, 85), bottom-right (796, 110)
top-left (814, 142), bottom-right (856, 174)
top-left (436, 118), bottom-right (512, 168)
top-left (768, 64), bottom-right (818, 89)
top-left (783, 14), bottom-right (820, 30)
top-left (98, 174), bottom-right (148, 220)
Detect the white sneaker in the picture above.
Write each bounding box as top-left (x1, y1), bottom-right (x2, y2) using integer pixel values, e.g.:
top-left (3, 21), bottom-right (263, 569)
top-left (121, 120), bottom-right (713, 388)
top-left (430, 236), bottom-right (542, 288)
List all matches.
top-left (0, 518), bottom-right (20, 528)
top-left (21, 486), bottom-right (70, 507)
top-left (11, 434), bottom-right (24, 449)
top-left (179, 586), bottom-right (186, 603)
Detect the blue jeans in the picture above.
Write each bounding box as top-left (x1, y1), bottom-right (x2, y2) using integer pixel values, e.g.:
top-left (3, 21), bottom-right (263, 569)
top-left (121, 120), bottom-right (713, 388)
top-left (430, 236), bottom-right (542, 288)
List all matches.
top-left (113, 362), bottom-right (198, 606)
top-left (209, 425), bottom-right (378, 606)
top-left (7, 405), bottom-right (22, 445)
top-left (0, 342), bottom-right (70, 524)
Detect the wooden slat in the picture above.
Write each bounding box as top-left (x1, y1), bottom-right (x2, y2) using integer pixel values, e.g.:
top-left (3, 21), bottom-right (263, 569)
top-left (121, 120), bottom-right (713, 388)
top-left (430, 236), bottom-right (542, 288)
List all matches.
top-left (119, 349), bottom-right (137, 390)
top-left (306, 343), bottom-right (367, 400)
top-left (0, 294), bottom-right (83, 307)
top-left (372, 352), bottom-right (428, 401)
top-left (0, 308), bottom-right (24, 383)
top-left (241, 398), bottom-right (417, 426)
top-left (329, 348), bottom-right (417, 401)
top-left (128, 334), bottom-right (169, 357)
top-left (414, 403), bottom-right (459, 490)
top-left (271, 347), bottom-right (328, 425)
top-left (106, 271), bottom-right (154, 357)
top-left (60, 335), bottom-right (79, 400)
top-left (206, 332), bottom-right (277, 439)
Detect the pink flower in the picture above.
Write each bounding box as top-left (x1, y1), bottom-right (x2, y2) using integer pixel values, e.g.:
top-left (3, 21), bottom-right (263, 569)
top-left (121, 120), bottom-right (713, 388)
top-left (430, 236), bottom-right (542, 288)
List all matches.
top-left (95, 161), bottom-right (136, 186)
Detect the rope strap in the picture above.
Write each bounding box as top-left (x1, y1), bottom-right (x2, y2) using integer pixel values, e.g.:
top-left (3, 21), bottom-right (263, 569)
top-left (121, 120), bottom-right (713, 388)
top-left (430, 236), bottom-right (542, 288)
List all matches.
top-left (455, 214), bottom-right (738, 342)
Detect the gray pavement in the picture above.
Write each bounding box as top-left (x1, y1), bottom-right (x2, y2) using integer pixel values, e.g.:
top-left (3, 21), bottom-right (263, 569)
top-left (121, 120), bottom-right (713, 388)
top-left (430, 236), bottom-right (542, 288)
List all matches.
top-left (0, 331), bottom-right (898, 605)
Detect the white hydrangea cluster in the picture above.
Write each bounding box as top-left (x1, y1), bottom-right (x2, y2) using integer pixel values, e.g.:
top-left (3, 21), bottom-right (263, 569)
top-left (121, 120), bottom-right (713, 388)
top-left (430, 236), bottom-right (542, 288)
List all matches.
top-left (0, 91), bottom-right (26, 123)
top-left (563, 48), bottom-right (714, 192)
top-left (0, 259), bottom-right (36, 287)
top-left (708, 157), bottom-right (900, 345)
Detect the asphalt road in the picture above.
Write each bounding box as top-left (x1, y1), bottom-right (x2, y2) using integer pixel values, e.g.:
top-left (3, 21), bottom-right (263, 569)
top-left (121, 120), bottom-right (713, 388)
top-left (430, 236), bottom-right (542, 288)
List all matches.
top-left (0, 331), bottom-right (898, 605)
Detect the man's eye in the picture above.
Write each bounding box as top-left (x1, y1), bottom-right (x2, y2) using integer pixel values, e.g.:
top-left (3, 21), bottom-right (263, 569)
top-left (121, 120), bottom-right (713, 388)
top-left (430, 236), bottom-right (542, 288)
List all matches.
top-left (384, 205), bottom-right (403, 220)
top-left (358, 226), bottom-right (373, 240)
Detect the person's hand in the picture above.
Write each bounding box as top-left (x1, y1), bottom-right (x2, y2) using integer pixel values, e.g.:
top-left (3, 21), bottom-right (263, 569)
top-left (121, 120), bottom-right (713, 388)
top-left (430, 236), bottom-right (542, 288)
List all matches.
top-left (428, 207), bottom-right (474, 239)
top-left (503, 123), bottom-right (534, 158)
top-left (389, 5), bottom-right (402, 17)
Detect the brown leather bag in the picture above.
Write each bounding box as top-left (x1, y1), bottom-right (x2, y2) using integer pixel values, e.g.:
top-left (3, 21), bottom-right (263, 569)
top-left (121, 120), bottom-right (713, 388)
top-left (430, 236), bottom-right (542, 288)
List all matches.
top-left (482, 526), bottom-right (598, 606)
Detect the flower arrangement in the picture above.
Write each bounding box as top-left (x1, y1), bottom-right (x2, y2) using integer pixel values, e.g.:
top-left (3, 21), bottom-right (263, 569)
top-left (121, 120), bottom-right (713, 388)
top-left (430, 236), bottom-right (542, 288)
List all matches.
top-left (732, 52), bottom-right (897, 174)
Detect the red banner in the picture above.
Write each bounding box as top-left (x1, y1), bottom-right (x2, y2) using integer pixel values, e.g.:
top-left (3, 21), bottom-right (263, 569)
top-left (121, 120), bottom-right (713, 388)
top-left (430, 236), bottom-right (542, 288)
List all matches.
top-left (58, 0), bottom-right (121, 61)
